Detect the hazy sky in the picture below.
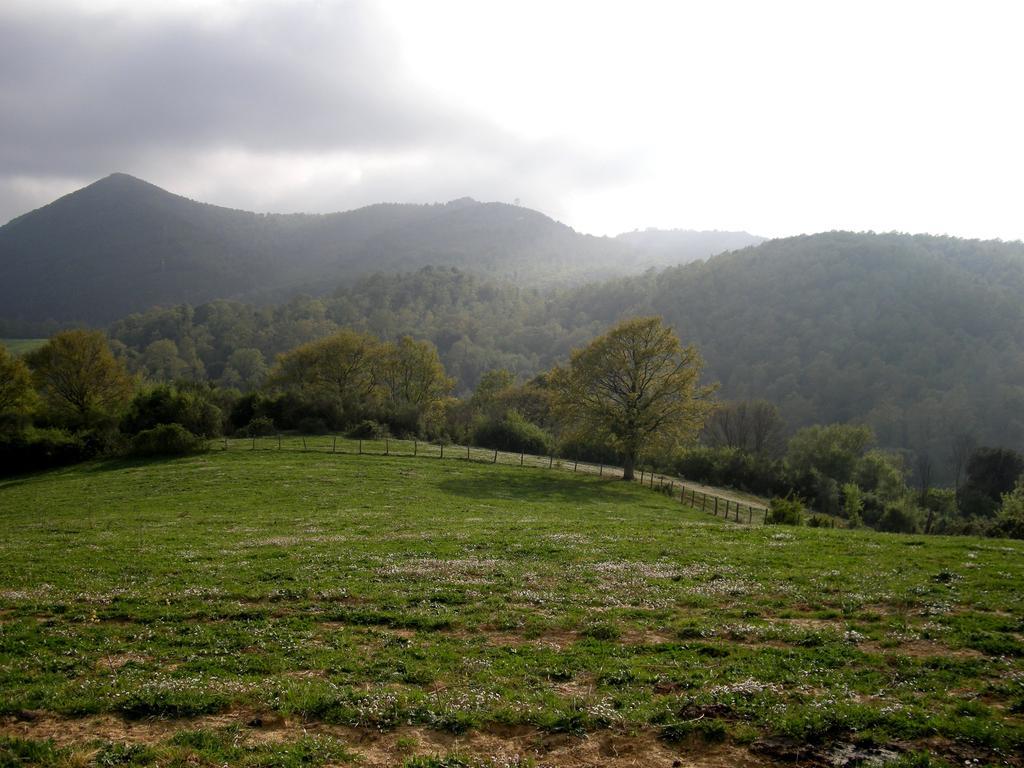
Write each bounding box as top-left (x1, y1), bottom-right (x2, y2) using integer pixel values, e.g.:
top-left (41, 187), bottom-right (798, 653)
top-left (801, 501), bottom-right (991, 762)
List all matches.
top-left (2, 0), bottom-right (1022, 239)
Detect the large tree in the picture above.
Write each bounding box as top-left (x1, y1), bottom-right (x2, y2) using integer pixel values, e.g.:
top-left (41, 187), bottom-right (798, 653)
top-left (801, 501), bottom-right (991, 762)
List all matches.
top-left (375, 336), bottom-right (454, 432)
top-left (25, 330), bottom-right (134, 424)
top-left (269, 330), bottom-right (380, 418)
top-left (550, 316), bottom-right (714, 480)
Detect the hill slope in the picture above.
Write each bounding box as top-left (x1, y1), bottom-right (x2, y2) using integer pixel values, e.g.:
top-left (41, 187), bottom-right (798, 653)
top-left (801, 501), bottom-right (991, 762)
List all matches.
top-left (106, 232), bottom-right (1024, 472)
top-left (566, 231), bottom-right (1024, 461)
top-left (2, 448), bottom-right (1023, 764)
top-left (0, 174), bottom-right (762, 325)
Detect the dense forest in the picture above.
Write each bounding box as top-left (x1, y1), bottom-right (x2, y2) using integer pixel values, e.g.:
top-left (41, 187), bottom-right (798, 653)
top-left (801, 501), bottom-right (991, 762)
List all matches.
top-left (0, 173), bottom-right (760, 326)
top-left (98, 231), bottom-right (1024, 482)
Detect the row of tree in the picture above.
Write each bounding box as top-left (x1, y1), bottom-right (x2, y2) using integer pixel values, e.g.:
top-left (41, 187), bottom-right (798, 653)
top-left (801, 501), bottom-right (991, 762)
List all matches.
top-left (3, 318), bottom-right (1023, 538)
top-left (96, 231), bottom-right (1024, 489)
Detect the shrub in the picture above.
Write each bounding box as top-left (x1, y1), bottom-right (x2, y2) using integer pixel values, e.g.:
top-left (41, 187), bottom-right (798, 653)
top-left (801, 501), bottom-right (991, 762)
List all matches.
top-left (473, 410), bottom-right (553, 455)
top-left (674, 446), bottom-right (789, 498)
top-left (123, 385), bottom-right (224, 438)
top-left (297, 416), bottom-right (329, 435)
top-left (876, 500), bottom-right (923, 534)
top-left (348, 419), bottom-right (388, 439)
top-left (0, 427), bottom-right (87, 477)
top-left (558, 431), bottom-right (620, 464)
top-left (129, 424), bottom-right (207, 457)
top-left (766, 496), bottom-right (804, 525)
top-left (239, 416), bottom-right (276, 437)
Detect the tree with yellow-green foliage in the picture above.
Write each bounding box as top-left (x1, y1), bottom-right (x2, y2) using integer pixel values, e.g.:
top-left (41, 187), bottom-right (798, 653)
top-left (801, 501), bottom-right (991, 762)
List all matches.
top-left (25, 330), bottom-right (134, 425)
top-left (270, 330), bottom-right (455, 434)
top-left (550, 317), bottom-right (714, 480)
top-left (0, 345), bottom-right (34, 416)
top-left (269, 330), bottom-right (380, 418)
top-left (375, 336), bottom-right (454, 433)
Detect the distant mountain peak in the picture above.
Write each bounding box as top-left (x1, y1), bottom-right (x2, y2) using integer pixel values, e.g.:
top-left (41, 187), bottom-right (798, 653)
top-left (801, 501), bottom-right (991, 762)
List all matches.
top-left (0, 174), bottom-right (768, 325)
top-left (89, 172), bottom-right (158, 190)
top-left (443, 197), bottom-right (480, 209)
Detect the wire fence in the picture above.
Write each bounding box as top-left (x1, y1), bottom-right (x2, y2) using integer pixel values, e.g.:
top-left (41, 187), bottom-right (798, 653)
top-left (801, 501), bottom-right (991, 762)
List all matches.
top-left (219, 434), bottom-right (771, 526)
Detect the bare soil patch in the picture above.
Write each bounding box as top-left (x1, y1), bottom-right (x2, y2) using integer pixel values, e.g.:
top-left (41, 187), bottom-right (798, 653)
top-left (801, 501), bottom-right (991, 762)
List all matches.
top-left (0, 711), bottom-right (783, 767)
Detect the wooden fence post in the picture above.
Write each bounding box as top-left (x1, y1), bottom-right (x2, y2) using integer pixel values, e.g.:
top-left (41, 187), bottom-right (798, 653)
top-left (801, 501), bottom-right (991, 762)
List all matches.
top-left (493, 449), bottom-right (498, 464)
top-left (301, 437), bottom-right (306, 451)
top-left (332, 436), bottom-right (336, 454)
top-left (386, 438), bottom-right (390, 456)
top-left (639, 470), bottom-right (644, 483)
top-left (549, 455), bottom-right (553, 469)
top-left (599, 463), bottom-right (604, 477)
top-left (252, 436), bottom-right (256, 450)
top-left (467, 444), bottom-right (470, 460)
top-left (358, 439), bottom-right (362, 455)
top-left (414, 439), bottom-right (418, 456)
top-left (714, 497), bottom-right (719, 515)
top-left (440, 443), bottom-right (444, 459)
top-left (277, 435), bottom-right (281, 450)
top-left (574, 460), bottom-right (578, 472)
top-left (520, 452), bottom-right (524, 466)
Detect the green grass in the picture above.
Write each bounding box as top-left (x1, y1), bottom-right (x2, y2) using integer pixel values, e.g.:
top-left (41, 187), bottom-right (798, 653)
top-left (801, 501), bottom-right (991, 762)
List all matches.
top-left (0, 338), bottom-right (46, 356)
top-left (1, 448), bottom-right (1023, 766)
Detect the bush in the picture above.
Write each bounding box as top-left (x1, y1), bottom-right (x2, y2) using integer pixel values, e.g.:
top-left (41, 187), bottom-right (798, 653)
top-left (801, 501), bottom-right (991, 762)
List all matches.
top-left (0, 427), bottom-right (87, 477)
top-left (473, 410), bottom-right (553, 455)
top-left (129, 424), bottom-right (207, 457)
top-left (297, 416), bottom-right (329, 435)
top-left (228, 392), bottom-right (347, 434)
top-left (348, 419), bottom-right (388, 439)
top-left (123, 385), bottom-right (224, 438)
top-left (876, 500), bottom-right (923, 534)
top-left (239, 416), bottom-right (276, 437)
top-left (558, 432), bottom-right (620, 464)
top-left (766, 496), bottom-right (804, 525)
top-left (674, 446), bottom-right (789, 498)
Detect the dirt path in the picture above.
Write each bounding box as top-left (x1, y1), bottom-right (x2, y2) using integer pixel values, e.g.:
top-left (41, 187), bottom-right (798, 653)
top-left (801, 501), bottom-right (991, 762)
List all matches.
top-left (0, 710), bottom-right (771, 767)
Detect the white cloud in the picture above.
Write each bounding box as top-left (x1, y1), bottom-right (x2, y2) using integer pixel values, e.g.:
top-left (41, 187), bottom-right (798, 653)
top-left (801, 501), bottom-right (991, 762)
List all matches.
top-left (1, 0), bottom-right (1023, 239)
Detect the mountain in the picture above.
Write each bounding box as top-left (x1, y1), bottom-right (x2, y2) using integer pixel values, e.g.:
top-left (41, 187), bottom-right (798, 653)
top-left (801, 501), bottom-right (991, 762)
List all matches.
top-left (0, 174), bottom-right (760, 326)
top-left (614, 228), bottom-right (764, 265)
top-left (562, 231), bottom-right (1024, 468)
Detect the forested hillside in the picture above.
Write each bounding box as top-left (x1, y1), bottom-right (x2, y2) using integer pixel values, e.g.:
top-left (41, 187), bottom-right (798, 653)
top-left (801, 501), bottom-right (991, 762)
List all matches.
top-left (0, 174), bottom-right (760, 326)
top-left (105, 232), bottom-right (1024, 474)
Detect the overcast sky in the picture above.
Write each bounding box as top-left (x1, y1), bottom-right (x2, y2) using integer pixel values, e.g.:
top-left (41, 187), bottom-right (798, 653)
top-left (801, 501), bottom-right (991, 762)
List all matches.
top-left (2, 0), bottom-right (1022, 239)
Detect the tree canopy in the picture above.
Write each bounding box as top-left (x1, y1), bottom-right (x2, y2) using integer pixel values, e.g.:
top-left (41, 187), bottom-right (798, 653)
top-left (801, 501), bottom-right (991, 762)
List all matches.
top-left (0, 345), bottom-right (33, 416)
top-left (550, 317), bottom-right (714, 480)
top-left (25, 330), bottom-right (133, 425)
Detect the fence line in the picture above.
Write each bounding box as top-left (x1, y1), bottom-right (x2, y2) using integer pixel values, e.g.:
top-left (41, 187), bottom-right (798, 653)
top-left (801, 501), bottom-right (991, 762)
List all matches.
top-left (219, 435), bottom-right (769, 525)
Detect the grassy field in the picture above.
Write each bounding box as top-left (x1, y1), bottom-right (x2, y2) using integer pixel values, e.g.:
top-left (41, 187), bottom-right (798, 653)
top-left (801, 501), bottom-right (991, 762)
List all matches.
top-left (0, 338), bottom-right (46, 356)
top-left (1, 449), bottom-right (1023, 767)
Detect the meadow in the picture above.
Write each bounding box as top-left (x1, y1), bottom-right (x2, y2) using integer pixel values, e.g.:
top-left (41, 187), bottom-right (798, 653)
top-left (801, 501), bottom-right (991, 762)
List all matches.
top-left (1, 447), bottom-right (1023, 767)
top-left (0, 339), bottom-right (46, 356)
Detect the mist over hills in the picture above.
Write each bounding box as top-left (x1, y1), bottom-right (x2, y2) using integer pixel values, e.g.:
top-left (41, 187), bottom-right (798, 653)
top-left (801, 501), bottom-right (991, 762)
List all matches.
top-left (3, 173), bottom-right (1023, 470)
top-left (95, 230), bottom-right (1024, 476)
top-left (0, 174), bottom-right (762, 325)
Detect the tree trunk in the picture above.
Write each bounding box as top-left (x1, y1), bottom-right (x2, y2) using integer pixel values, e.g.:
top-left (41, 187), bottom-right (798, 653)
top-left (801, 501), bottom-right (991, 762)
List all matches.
top-left (623, 454), bottom-right (635, 481)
